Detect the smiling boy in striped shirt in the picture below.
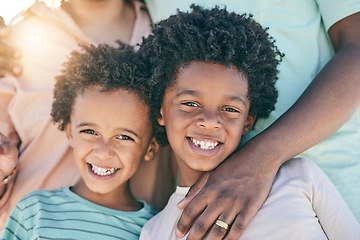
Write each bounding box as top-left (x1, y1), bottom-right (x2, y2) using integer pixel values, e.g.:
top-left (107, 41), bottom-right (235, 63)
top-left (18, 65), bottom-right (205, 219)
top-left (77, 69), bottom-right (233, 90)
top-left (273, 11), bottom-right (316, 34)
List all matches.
top-left (1, 43), bottom-right (158, 240)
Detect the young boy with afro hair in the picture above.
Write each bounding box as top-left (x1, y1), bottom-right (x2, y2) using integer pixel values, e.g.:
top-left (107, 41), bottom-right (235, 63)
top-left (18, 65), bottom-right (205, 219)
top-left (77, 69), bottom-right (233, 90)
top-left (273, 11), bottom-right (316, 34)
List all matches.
top-left (1, 43), bottom-right (159, 239)
top-left (139, 5), bottom-right (360, 240)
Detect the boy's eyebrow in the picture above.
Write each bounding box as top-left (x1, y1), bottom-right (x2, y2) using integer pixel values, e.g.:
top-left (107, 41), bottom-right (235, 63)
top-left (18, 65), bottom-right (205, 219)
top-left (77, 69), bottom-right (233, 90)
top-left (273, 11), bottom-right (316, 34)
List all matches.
top-left (226, 95), bottom-right (247, 106)
top-left (115, 128), bottom-right (140, 138)
top-left (76, 123), bottom-right (139, 138)
top-left (176, 89), bottom-right (247, 106)
top-left (176, 89), bottom-right (199, 97)
top-left (76, 122), bottom-right (95, 128)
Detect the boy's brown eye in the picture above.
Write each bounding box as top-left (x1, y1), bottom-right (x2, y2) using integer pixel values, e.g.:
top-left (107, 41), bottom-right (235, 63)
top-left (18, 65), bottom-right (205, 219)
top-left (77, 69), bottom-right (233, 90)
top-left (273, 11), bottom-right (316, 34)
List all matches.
top-left (80, 129), bottom-right (96, 135)
top-left (182, 102), bottom-right (199, 107)
top-left (117, 135), bottom-right (135, 141)
top-left (223, 107), bottom-right (239, 113)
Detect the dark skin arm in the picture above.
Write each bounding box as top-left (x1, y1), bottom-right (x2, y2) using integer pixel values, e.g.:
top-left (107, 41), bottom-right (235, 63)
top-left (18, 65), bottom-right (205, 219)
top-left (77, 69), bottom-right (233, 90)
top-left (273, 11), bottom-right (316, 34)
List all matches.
top-left (176, 12), bottom-right (360, 240)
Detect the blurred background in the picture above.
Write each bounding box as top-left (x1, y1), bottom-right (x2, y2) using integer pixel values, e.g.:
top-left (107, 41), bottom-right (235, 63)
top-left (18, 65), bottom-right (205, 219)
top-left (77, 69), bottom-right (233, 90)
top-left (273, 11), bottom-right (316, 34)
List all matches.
top-left (0, 0), bottom-right (61, 25)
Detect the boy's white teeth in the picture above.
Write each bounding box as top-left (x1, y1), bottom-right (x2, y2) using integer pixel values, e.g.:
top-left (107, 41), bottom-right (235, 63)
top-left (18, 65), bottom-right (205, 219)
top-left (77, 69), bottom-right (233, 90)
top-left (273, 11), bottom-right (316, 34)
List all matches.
top-left (91, 164), bottom-right (117, 176)
top-left (190, 138), bottom-right (219, 150)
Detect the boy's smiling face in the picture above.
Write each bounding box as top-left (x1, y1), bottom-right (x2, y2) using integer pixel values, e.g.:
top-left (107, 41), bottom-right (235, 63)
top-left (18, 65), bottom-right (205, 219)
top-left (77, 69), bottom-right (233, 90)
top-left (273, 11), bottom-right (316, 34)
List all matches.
top-left (66, 86), bottom-right (157, 203)
top-left (159, 62), bottom-right (255, 186)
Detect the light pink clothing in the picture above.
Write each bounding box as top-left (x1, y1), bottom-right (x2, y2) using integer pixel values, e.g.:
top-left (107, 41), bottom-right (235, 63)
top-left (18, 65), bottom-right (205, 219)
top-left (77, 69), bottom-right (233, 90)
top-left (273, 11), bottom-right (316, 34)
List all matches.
top-left (0, 1), bottom-right (152, 229)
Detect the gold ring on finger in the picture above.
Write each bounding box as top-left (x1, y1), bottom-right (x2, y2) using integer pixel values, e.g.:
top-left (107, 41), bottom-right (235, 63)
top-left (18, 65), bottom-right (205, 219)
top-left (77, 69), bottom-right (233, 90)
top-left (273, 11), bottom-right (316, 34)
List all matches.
top-left (215, 219), bottom-right (229, 230)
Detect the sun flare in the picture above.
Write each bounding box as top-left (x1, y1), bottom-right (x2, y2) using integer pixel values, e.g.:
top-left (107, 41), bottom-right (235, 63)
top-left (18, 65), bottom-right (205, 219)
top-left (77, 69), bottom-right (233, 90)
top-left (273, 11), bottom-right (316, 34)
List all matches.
top-left (0, 0), bottom-right (62, 25)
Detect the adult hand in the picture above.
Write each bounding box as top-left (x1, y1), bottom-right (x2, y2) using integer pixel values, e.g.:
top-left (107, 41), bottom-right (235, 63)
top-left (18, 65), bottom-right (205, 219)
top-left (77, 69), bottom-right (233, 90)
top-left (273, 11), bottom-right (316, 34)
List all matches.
top-left (0, 132), bottom-right (19, 182)
top-left (176, 140), bottom-right (280, 240)
top-left (0, 16), bottom-right (22, 78)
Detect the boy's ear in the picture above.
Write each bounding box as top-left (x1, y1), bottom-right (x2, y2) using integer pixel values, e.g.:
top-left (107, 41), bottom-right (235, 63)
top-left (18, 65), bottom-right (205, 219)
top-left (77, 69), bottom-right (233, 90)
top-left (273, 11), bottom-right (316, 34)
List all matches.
top-left (144, 137), bottom-right (160, 161)
top-left (242, 115), bottom-right (256, 136)
top-left (65, 123), bottom-right (74, 148)
top-left (157, 107), bottom-right (165, 126)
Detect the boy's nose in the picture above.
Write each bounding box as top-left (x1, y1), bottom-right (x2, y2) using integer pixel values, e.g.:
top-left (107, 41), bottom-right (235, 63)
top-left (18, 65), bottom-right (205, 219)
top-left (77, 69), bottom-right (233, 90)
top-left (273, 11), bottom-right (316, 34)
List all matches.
top-left (196, 110), bottom-right (221, 130)
top-left (94, 141), bottom-right (115, 160)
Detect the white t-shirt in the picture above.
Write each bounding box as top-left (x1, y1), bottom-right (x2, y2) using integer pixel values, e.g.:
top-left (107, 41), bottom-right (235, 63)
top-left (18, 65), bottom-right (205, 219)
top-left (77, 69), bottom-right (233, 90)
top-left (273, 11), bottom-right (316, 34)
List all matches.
top-left (140, 158), bottom-right (360, 240)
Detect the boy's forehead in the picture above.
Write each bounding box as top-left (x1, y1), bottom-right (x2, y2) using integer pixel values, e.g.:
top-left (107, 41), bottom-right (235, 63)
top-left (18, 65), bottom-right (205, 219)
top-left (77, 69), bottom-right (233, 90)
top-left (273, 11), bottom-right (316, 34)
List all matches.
top-left (166, 61), bottom-right (249, 103)
top-left (74, 87), bottom-right (148, 113)
top-left (176, 61), bottom-right (248, 85)
top-left (71, 87), bottom-right (151, 131)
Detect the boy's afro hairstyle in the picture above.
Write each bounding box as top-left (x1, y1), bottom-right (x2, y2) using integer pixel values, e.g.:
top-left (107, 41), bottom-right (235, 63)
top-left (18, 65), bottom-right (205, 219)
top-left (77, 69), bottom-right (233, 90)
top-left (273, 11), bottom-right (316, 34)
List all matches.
top-left (51, 42), bottom-right (152, 131)
top-left (138, 5), bottom-right (283, 146)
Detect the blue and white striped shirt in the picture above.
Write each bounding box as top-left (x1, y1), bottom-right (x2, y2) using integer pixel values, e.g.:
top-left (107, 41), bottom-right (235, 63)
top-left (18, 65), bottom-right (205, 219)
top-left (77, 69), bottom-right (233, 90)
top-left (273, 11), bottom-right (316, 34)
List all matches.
top-left (1, 187), bottom-right (157, 240)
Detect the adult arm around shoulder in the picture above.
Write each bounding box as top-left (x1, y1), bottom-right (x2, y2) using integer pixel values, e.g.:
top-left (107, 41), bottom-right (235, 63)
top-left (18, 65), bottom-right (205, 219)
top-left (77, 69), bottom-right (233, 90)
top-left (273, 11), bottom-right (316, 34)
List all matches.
top-left (175, 12), bottom-right (360, 240)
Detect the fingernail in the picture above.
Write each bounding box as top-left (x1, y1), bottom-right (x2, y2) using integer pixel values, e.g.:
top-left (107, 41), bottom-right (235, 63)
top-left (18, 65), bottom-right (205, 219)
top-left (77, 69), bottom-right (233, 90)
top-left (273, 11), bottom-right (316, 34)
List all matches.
top-left (177, 200), bottom-right (184, 210)
top-left (175, 228), bottom-right (185, 238)
top-left (12, 66), bottom-right (22, 76)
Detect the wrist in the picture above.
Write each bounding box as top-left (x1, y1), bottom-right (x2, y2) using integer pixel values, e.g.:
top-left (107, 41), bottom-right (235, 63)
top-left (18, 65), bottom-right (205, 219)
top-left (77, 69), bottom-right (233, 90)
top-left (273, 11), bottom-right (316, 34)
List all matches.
top-left (238, 135), bottom-right (285, 172)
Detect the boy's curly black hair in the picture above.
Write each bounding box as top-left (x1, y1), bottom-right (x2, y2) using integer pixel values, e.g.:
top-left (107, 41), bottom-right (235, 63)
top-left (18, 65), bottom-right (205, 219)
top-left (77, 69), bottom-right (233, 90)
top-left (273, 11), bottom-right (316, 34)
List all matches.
top-left (138, 5), bottom-right (283, 146)
top-left (51, 43), bottom-right (152, 132)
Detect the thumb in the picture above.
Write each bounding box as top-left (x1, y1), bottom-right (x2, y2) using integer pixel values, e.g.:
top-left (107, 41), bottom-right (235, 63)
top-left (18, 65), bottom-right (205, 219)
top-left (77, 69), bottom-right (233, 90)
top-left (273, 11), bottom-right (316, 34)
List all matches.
top-left (177, 172), bottom-right (209, 210)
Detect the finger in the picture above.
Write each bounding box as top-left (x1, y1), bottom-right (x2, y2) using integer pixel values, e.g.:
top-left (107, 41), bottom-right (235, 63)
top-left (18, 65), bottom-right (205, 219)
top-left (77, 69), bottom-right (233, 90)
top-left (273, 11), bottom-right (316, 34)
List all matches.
top-left (185, 205), bottom-right (224, 240)
top-left (205, 211), bottom-right (238, 240)
top-left (224, 210), bottom-right (255, 240)
top-left (0, 57), bottom-right (22, 77)
top-left (0, 43), bottom-right (23, 77)
top-left (177, 172), bottom-right (209, 210)
top-left (11, 64), bottom-right (22, 76)
top-left (175, 192), bottom-right (208, 238)
top-left (0, 25), bottom-right (22, 61)
top-left (0, 43), bottom-right (21, 60)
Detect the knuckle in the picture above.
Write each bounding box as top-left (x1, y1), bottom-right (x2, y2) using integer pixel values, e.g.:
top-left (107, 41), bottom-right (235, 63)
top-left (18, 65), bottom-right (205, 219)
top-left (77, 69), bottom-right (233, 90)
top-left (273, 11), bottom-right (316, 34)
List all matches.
top-left (197, 190), bottom-right (208, 200)
top-left (177, 221), bottom-right (186, 232)
top-left (182, 206), bottom-right (193, 217)
top-left (213, 225), bottom-right (227, 236)
top-left (233, 221), bottom-right (244, 231)
top-left (193, 221), bottom-right (206, 233)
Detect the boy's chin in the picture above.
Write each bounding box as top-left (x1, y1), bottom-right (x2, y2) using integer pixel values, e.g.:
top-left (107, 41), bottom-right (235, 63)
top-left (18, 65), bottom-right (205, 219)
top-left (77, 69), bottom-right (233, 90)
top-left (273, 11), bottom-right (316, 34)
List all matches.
top-left (188, 161), bottom-right (222, 172)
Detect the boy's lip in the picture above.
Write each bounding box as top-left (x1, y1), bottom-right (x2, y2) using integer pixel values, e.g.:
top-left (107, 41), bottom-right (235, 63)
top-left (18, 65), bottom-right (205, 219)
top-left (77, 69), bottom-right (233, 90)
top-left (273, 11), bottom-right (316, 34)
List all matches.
top-left (186, 136), bottom-right (222, 157)
top-left (87, 163), bottom-right (119, 177)
top-left (188, 137), bottom-right (221, 150)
